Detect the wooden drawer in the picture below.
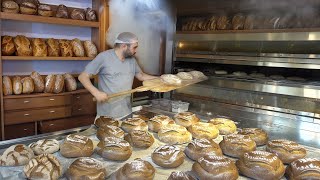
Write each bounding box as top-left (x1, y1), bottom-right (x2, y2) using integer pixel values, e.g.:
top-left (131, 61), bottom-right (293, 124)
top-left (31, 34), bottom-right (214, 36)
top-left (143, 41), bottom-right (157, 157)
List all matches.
top-left (72, 93), bottom-right (94, 106)
top-left (5, 106), bottom-right (72, 125)
top-left (5, 123), bottom-right (35, 140)
top-left (38, 115), bottom-right (95, 133)
top-left (72, 93), bottom-right (96, 116)
top-left (4, 95), bottom-right (72, 110)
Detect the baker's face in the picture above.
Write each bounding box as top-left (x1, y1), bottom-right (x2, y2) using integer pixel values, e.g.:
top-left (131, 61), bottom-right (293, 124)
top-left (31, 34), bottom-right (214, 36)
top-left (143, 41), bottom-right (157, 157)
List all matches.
top-left (123, 42), bottom-right (138, 58)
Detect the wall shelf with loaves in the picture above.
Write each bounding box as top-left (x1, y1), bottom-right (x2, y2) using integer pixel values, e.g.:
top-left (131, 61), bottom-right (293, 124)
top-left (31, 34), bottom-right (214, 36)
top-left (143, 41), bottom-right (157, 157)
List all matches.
top-left (0, 0), bottom-right (109, 140)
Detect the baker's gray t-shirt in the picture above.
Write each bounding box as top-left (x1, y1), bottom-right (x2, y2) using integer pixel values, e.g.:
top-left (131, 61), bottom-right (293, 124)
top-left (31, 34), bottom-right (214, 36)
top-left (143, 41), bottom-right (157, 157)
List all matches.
top-left (84, 49), bottom-right (141, 118)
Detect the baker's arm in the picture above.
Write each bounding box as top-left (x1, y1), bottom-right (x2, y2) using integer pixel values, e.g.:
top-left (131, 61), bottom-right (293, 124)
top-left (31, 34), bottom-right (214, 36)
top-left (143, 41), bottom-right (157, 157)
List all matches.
top-left (135, 72), bottom-right (158, 81)
top-left (78, 72), bottom-right (108, 102)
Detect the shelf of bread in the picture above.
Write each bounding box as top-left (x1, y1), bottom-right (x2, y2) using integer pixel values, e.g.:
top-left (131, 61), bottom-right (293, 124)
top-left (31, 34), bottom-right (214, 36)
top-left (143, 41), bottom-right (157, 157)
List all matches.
top-left (0, 12), bottom-right (100, 28)
top-left (2, 56), bottom-right (94, 61)
top-left (177, 28), bottom-right (320, 34)
top-left (3, 89), bottom-right (89, 99)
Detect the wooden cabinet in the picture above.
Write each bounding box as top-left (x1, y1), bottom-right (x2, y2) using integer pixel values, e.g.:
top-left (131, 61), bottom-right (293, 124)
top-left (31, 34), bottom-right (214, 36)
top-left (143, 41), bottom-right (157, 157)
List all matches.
top-left (0, 0), bottom-right (108, 140)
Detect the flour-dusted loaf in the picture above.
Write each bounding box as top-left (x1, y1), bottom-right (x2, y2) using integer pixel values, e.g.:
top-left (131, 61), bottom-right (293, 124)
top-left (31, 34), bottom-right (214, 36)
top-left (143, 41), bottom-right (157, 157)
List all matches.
top-left (236, 151), bottom-right (285, 180)
top-left (21, 77), bottom-right (34, 94)
top-left (266, 139), bottom-right (307, 164)
top-left (238, 128), bottom-right (268, 146)
top-left (174, 112), bottom-right (200, 127)
top-left (60, 134), bottom-right (94, 158)
top-left (44, 74), bottom-right (56, 93)
top-left (47, 38), bottom-right (60, 57)
top-left (148, 115), bottom-right (174, 132)
top-left (29, 139), bottom-right (60, 155)
top-left (177, 72), bottom-right (194, 80)
top-left (2, 36), bottom-right (16, 56)
top-left (161, 74), bottom-right (182, 86)
top-left (83, 40), bottom-right (98, 57)
top-left (124, 130), bottom-right (154, 149)
top-left (23, 154), bottom-right (62, 180)
top-left (3, 76), bottom-right (13, 96)
top-left (30, 71), bottom-right (44, 93)
top-left (96, 137), bottom-right (132, 161)
top-left (14, 35), bottom-right (32, 56)
top-left (70, 9), bottom-right (85, 20)
top-left (121, 117), bottom-right (148, 133)
top-left (158, 124), bottom-right (192, 145)
top-left (12, 76), bottom-right (22, 95)
top-left (53, 74), bottom-right (64, 93)
top-left (219, 134), bottom-right (256, 158)
top-left (63, 73), bottom-right (77, 92)
top-left (151, 145), bottom-right (185, 168)
top-left (71, 38), bottom-right (85, 57)
top-left (66, 157), bottom-right (107, 180)
top-left (59, 39), bottom-right (73, 57)
top-left (55, 4), bottom-right (68, 18)
top-left (96, 125), bottom-right (125, 140)
top-left (285, 158), bottom-right (320, 179)
top-left (85, 8), bottom-right (97, 21)
top-left (95, 116), bottom-right (119, 128)
top-left (192, 155), bottom-right (239, 180)
top-left (167, 171), bottom-right (196, 180)
top-left (185, 138), bottom-right (223, 161)
top-left (111, 158), bottom-right (155, 180)
top-left (32, 38), bottom-right (47, 57)
top-left (20, 1), bottom-right (37, 15)
top-left (2, 1), bottom-right (19, 13)
top-left (208, 117), bottom-right (237, 135)
top-left (188, 122), bottom-right (219, 139)
top-left (189, 71), bottom-right (207, 79)
top-left (38, 4), bottom-right (53, 17)
top-left (0, 144), bottom-right (34, 166)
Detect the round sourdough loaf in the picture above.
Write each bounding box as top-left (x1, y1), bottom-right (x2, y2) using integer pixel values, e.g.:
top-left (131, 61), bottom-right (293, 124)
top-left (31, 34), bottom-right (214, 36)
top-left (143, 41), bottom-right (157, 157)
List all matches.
top-left (0, 144), bottom-right (34, 166)
top-left (66, 157), bottom-right (107, 180)
top-left (187, 122), bottom-right (219, 139)
top-left (208, 117), bottom-right (237, 135)
top-left (124, 130), bottom-right (154, 149)
top-left (29, 139), bottom-right (60, 155)
top-left (3, 76), bottom-right (13, 96)
top-left (151, 145), bottom-right (185, 168)
top-left (96, 137), bottom-right (132, 161)
top-left (285, 158), bottom-right (320, 179)
top-left (158, 124), bottom-right (192, 145)
top-left (121, 117), bottom-right (148, 133)
top-left (96, 125), bottom-right (125, 140)
top-left (174, 112), bottom-right (200, 127)
top-left (60, 134), bottom-right (94, 158)
top-left (238, 128), bottom-right (268, 146)
top-left (30, 71), bottom-right (45, 93)
top-left (167, 171), bottom-right (196, 180)
top-left (148, 115), bottom-right (174, 132)
top-left (95, 116), bottom-right (119, 128)
top-left (219, 134), bottom-right (256, 158)
top-left (185, 138), bottom-right (222, 161)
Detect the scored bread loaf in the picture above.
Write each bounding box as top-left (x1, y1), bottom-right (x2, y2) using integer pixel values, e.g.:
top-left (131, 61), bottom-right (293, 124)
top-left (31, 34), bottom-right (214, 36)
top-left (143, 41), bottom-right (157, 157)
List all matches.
top-left (14, 35), bottom-right (32, 56)
top-left (285, 158), bottom-right (320, 179)
top-left (38, 4), bottom-right (53, 17)
top-left (151, 145), bottom-right (185, 168)
top-left (1, 1), bottom-right (19, 14)
top-left (3, 76), bottom-right (13, 96)
top-left (0, 144), bottom-right (34, 166)
top-left (158, 124), bottom-right (192, 145)
top-left (208, 117), bottom-right (237, 135)
top-left (219, 134), bottom-right (256, 158)
top-left (63, 73), bottom-right (77, 92)
top-left (83, 40), bottom-right (98, 57)
top-left (29, 139), bottom-right (60, 155)
top-left (121, 117), bottom-right (148, 133)
top-left (168, 171), bottom-right (196, 180)
top-left (85, 8), bottom-right (97, 21)
top-left (20, 1), bottom-right (37, 15)
top-left (71, 38), bottom-right (85, 57)
top-left (161, 74), bottom-right (182, 86)
top-left (188, 122), bottom-right (219, 139)
top-left (12, 76), bottom-right (23, 95)
top-left (185, 138), bottom-right (223, 161)
top-left (96, 125), bottom-right (125, 140)
top-left (44, 74), bottom-right (56, 93)
top-left (96, 137), bottom-right (132, 161)
top-left (174, 112), bottom-right (200, 127)
top-left (32, 38), bottom-right (48, 57)
top-left (66, 157), bottom-right (107, 180)
top-left (56, 4), bottom-right (68, 18)
top-left (53, 74), bottom-right (64, 93)
top-left (59, 39), bottom-right (73, 57)
top-left (124, 130), bottom-right (155, 149)
top-left (24, 154), bottom-right (62, 180)
top-left (70, 9), bottom-right (85, 20)
top-left (21, 77), bottom-right (34, 94)
top-left (47, 38), bottom-right (60, 57)
top-left (95, 116), bottom-right (119, 128)
top-left (238, 128), bottom-right (268, 146)
top-left (60, 134), bottom-right (94, 158)
top-left (148, 115), bottom-right (174, 132)
top-left (2, 36), bottom-right (16, 56)
top-left (30, 71), bottom-right (44, 93)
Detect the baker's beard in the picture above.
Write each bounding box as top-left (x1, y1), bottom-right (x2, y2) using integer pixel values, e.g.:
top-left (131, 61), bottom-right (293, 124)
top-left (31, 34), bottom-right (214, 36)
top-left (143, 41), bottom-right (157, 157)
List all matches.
top-left (123, 49), bottom-right (135, 58)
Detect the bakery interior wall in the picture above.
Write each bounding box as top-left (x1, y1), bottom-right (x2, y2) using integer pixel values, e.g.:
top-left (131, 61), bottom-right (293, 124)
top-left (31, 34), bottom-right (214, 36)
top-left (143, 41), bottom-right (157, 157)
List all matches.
top-left (2, 0), bottom-right (92, 75)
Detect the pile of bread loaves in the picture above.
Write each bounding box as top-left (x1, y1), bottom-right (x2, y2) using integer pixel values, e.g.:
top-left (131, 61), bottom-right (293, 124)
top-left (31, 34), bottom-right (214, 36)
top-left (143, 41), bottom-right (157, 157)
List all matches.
top-left (2, 71), bottom-right (77, 95)
top-left (2, 0), bottom-right (97, 21)
top-left (2, 35), bottom-right (98, 58)
top-left (160, 71), bottom-right (207, 86)
top-left (0, 111), bottom-right (319, 179)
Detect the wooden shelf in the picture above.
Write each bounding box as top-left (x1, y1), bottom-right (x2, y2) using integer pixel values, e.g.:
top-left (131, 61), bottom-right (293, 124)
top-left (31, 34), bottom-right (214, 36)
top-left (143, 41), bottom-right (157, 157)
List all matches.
top-left (4, 89), bottom-right (90, 99)
top-left (0, 12), bottom-right (99, 28)
top-left (2, 56), bottom-right (94, 61)
top-left (176, 28), bottom-right (320, 34)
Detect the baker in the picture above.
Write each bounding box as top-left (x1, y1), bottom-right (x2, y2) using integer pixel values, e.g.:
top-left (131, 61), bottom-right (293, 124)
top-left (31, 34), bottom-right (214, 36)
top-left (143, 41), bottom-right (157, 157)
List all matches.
top-left (79, 32), bottom-right (156, 120)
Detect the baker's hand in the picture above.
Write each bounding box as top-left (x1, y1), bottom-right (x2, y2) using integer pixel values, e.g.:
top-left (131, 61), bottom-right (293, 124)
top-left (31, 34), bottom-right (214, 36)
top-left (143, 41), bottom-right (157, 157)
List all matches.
top-left (94, 91), bottom-right (108, 102)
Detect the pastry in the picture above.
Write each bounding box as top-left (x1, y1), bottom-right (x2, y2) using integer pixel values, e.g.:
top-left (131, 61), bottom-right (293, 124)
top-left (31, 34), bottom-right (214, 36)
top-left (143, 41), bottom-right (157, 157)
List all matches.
top-left (208, 117), bottom-right (237, 135)
top-left (96, 137), bottom-right (132, 161)
top-left (219, 134), bottom-right (256, 158)
top-left (236, 151), bottom-right (285, 180)
top-left (124, 130), bottom-right (154, 149)
top-left (185, 138), bottom-right (223, 161)
top-left (174, 112), bottom-right (200, 127)
top-left (188, 122), bottom-right (219, 139)
top-left (158, 124), bottom-right (192, 145)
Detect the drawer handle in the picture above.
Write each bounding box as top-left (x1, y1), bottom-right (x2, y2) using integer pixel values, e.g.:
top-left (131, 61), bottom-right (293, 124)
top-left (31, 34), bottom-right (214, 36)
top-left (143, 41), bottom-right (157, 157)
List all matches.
top-left (49, 124), bottom-right (54, 126)
top-left (49, 110), bottom-right (55, 113)
top-left (24, 100), bottom-right (30, 103)
top-left (24, 114), bottom-right (30, 116)
top-left (23, 129), bottom-right (28, 131)
top-left (49, 98), bottom-right (55, 101)
top-left (76, 96), bottom-right (81, 99)
top-left (78, 108), bottom-right (82, 111)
